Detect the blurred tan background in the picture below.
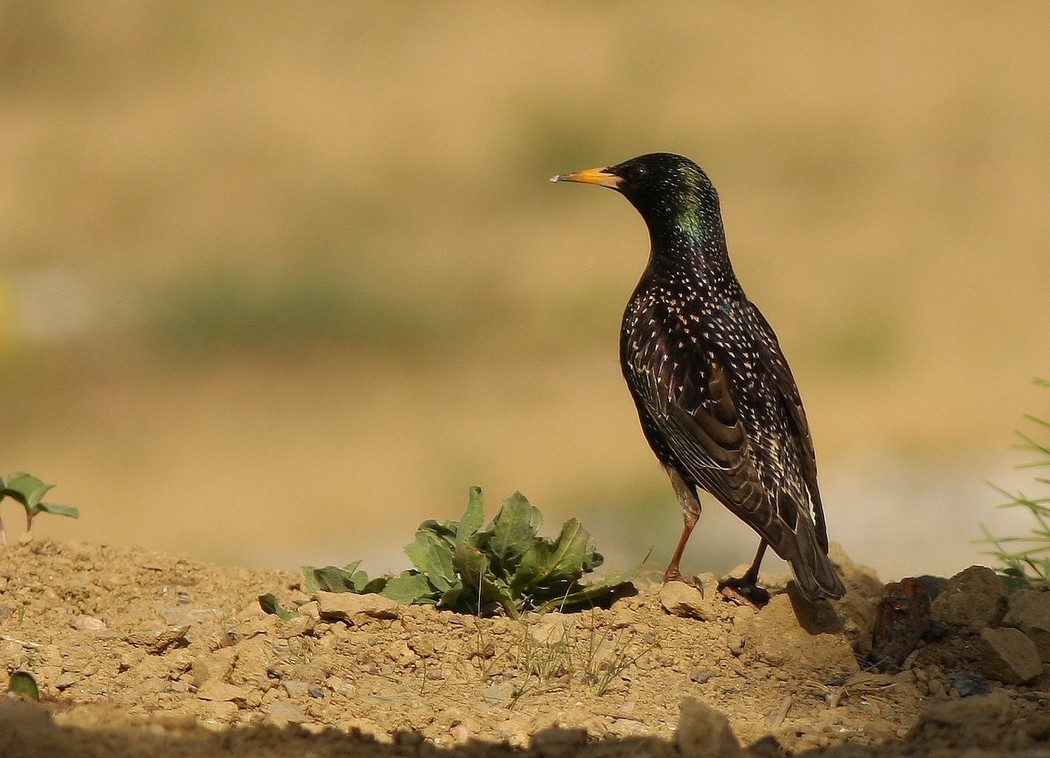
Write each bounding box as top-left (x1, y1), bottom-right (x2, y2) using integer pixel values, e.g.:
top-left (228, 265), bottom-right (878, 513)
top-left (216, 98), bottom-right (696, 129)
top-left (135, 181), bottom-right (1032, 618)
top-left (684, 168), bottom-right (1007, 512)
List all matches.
top-left (2, 2), bottom-right (1048, 581)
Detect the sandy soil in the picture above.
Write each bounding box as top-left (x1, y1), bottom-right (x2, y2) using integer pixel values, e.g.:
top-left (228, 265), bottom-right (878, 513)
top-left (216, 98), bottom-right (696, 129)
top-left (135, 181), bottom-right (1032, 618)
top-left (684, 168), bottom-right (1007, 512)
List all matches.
top-left (1, 539), bottom-right (1048, 757)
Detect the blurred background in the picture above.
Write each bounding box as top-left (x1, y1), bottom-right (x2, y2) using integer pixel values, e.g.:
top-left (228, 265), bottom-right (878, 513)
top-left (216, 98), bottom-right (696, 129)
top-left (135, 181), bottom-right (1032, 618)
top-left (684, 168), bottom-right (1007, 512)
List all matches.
top-left (2, 2), bottom-right (1048, 582)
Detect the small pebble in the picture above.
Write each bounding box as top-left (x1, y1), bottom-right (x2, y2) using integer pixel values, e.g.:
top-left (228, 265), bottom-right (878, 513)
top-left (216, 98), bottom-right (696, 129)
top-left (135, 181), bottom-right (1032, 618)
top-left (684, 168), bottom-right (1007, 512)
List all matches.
top-left (690, 668), bottom-right (713, 684)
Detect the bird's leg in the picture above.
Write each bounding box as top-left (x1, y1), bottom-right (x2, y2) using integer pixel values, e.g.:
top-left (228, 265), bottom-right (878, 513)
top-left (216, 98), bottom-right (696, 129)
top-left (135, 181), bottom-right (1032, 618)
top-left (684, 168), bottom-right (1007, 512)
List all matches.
top-left (664, 514), bottom-right (697, 583)
top-left (663, 467), bottom-right (701, 583)
top-left (739, 539), bottom-right (767, 587)
top-left (719, 539), bottom-right (771, 606)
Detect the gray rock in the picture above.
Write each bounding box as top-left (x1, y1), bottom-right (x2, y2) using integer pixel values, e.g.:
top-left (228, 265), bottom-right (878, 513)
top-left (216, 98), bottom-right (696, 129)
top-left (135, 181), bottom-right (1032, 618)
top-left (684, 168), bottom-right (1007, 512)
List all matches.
top-left (946, 671), bottom-right (988, 697)
top-left (676, 697), bottom-right (743, 758)
top-left (979, 626), bottom-right (1043, 684)
top-left (1002, 588), bottom-right (1050, 662)
top-left (930, 566), bottom-right (1007, 628)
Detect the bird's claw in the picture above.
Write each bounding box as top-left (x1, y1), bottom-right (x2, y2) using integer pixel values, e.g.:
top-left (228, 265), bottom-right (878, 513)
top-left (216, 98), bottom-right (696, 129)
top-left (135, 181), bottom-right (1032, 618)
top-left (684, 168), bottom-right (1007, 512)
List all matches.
top-left (717, 577), bottom-right (771, 608)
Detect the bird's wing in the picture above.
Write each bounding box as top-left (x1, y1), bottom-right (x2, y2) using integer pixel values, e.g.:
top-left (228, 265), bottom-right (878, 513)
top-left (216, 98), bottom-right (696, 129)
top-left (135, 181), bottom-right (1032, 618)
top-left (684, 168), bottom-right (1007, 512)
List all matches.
top-left (744, 301), bottom-right (830, 549)
top-left (624, 299), bottom-right (816, 539)
top-left (624, 316), bottom-right (769, 522)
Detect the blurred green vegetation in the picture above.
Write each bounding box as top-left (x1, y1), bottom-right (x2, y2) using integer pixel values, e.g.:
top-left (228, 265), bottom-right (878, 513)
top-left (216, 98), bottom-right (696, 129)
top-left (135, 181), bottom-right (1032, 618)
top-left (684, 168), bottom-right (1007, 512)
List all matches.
top-left (144, 263), bottom-right (441, 357)
top-left (1, 3), bottom-right (1049, 577)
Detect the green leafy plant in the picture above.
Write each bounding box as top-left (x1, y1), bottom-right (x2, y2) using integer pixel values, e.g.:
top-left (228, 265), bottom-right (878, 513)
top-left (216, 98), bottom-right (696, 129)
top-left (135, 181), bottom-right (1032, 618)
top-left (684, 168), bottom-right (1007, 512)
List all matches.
top-left (8, 671), bottom-right (40, 700)
top-left (301, 487), bottom-right (639, 618)
top-left (258, 593), bottom-right (296, 620)
top-left (978, 380), bottom-right (1050, 585)
top-left (0, 472), bottom-right (79, 544)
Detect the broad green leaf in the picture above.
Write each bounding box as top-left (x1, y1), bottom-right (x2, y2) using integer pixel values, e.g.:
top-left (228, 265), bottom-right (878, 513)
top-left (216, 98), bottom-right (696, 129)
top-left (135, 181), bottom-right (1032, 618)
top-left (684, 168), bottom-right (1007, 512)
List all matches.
top-left (487, 492), bottom-right (542, 578)
top-left (300, 489), bottom-right (638, 618)
top-left (437, 584), bottom-right (465, 611)
top-left (532, 553), bottom-right (644, 614)
top-left (532, 582), bottom-right (624, 614)
top-left (2, 473), bottom-right (54, 509)
top-left (511, 540), bottom-right (551, 595)
top-left (31, 502), bottom-right (80, 519)
top-left (258, 593), bottom-right (296, 620)
top-left (8, 671), bottom-right (39, 701)
top-left (404, 529), bottom-right (456, 591)
top-left (303, 563), bottom-right (369, 593)
top-left (582, 549), bottom-right (604, 572)
top-left (360, 576), bottom-right (389, 594)
top-left (541, 519), bottom-right (593, 583)
top-left (511, 519), bottom-right (590, 596)
top-left (455, 486), bottom-right (486, 543)
top-left (416, 518), bottom-right (459, 549)
top-left (380, 572), bottom-right (437, 604)
top-left (451, 542), bottom-right (518, 618)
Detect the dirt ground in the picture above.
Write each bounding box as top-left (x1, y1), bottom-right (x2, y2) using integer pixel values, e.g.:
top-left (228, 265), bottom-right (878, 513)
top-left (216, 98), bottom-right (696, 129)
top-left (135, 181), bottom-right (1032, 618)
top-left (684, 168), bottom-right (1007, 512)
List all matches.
top-left (1, 538), bottom-right (1048, 758)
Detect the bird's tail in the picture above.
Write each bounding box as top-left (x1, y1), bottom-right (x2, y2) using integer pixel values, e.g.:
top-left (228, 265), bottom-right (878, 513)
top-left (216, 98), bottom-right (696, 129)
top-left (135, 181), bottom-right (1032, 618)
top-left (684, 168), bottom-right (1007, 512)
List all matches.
top-left (787, 524), bottom-right (846, 601)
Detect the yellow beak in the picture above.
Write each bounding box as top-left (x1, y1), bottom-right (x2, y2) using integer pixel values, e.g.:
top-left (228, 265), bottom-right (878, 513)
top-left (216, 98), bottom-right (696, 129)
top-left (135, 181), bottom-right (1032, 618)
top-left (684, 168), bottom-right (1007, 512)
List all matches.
top-left (549, 166), bottom-right (623, 188)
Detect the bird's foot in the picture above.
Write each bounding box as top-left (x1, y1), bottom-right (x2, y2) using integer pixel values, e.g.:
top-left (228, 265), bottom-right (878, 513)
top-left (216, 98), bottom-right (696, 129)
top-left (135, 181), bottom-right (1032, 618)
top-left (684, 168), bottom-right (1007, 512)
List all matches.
top-left (717, 576), bottom-right (770, 608)
top-left (662, 569), bottom-right (705, 596)
top-left (662, 561), bottom-right (685, 584)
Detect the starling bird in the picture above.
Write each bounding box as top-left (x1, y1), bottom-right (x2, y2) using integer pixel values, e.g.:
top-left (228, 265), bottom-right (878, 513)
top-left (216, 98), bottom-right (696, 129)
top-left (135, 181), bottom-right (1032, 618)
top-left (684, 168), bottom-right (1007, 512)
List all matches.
top-left (552, 153), bottom-right (845, 601)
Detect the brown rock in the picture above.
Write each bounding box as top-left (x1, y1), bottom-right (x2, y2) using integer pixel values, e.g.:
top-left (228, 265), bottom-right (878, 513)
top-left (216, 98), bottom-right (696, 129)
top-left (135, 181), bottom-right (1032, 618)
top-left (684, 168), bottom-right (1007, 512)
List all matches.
top-left (123, 625), bottom-right (190, 653)
top-left (659, 581), bottom-right (711, 620)
top-left (70, 615), bottom-right (107, 632)
top-left (0, 699), bottom-right (53, 733)
top-left (930, 566), bottom-right (1007, 628)
top-left (316, 591), bottom-right (399, 624)
top-left (196, 680), bottom-right (250, 704)
top-left (531, 726), bottom-right (588, 756)
top-left (1002, 588), bottom-right (1050, 662)
top-left (919, 690), bottom-right (1013, 727)
top-left (979, 626), bottom-right (1043, 684)
top-left (836, 589), bottom-right (877, 659)
top-left (264, 701), bottom-right (309, 725)
top-left (527, 612), bottom-right (573, 644)
top-left (828, 542), bottom-right (883, 599)
top-left (191, 647), bottom-right (237, 687)
top-left (676, 697), bottom-right (743, 758)
top-left (743, 593), bottom-right (859, 677)
top-left (870, 577), bottom-right (932, 670)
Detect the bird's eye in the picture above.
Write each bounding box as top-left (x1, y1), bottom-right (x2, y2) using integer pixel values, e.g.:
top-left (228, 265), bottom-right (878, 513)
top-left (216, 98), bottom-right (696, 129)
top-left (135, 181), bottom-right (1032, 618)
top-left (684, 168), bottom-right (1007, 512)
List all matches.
top-left (622, 163), bottom-right (648, 183)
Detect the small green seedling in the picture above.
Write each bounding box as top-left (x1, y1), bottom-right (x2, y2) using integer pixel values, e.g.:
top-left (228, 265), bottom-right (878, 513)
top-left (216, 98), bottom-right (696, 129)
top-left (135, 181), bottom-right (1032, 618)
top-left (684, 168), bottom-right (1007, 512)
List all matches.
top-left (0, 472), bottom-right (79, 544)
top-left (300, 487), bottom-right (640, 618)
top-left (258, 593), bottom-right (296, 620)
top-left (8, 671), bottom-right (40, 700)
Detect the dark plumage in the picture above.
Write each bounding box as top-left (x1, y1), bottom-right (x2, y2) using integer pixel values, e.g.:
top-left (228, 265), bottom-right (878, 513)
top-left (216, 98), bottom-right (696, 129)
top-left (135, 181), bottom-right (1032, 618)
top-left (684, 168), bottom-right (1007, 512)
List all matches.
top-left (552, 153), bottom-right (845, 601)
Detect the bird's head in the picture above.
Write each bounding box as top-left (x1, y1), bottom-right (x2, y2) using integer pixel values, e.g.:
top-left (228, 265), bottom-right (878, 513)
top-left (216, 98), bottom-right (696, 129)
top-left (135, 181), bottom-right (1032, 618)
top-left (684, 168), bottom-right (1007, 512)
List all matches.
top-left (551, 152), bottom-right (723, 246)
